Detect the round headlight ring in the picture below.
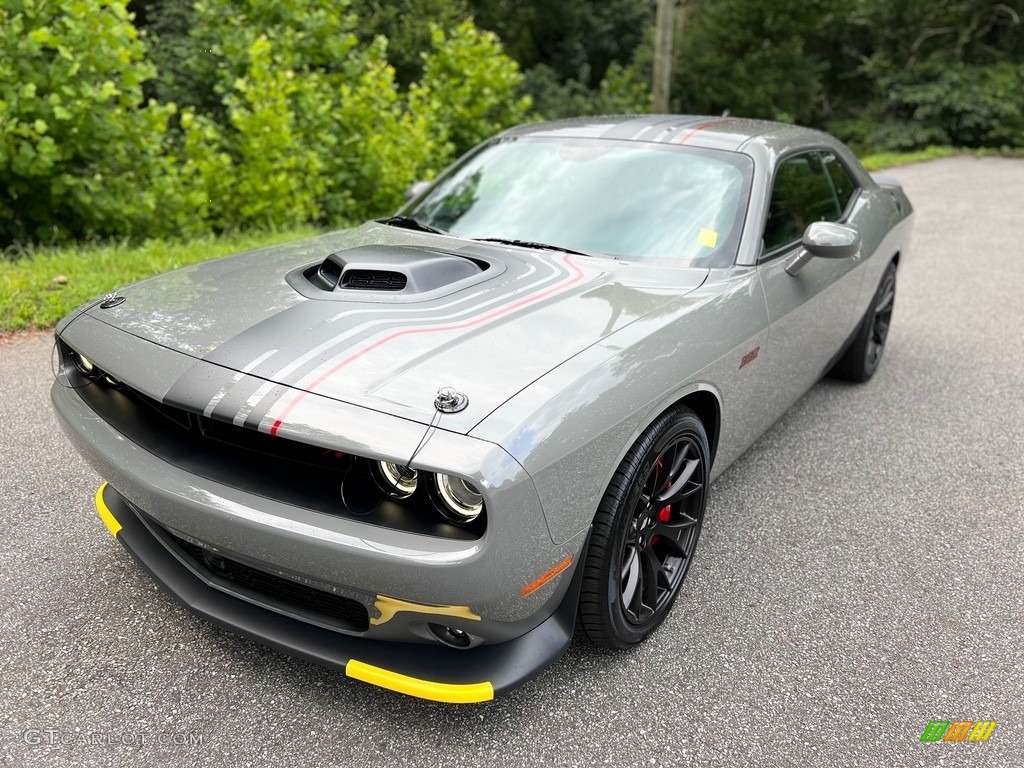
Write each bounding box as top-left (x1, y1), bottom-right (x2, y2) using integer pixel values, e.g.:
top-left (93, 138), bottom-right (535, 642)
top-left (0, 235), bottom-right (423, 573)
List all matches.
top-left (434, 474), bottom-right (484, 524)
top-left (373, 461), bottom-right (418, 499)
top-left (72, 351), bottom-right (95, 376)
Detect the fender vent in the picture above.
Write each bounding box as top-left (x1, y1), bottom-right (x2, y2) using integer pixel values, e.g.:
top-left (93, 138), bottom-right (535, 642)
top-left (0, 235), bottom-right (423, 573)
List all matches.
top-left (341, 270), bottom-right (408, 291)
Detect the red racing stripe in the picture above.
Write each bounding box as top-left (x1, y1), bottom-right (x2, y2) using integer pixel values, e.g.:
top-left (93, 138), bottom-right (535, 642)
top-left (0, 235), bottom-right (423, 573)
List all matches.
top-left (675, 118), bottom-right (736, 145)
top-left (268, 254), bottom-right (586, 436)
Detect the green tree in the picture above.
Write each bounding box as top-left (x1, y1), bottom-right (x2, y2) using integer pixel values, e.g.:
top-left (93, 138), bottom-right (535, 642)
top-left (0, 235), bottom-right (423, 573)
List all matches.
top-left (523, 62), bottom-right (652, 119)
top-left (410, 22), bottom-right (532, 160)
top-left (829, 0), bottom-right (1024, 149)
top-left (179, 2), bottom-right (526, 228)
top-left (672, 0), bottom-right (1024, 151)
top-left (469, 0), bottom-right (653, 87)
top-left (350, 0), bottom-right (471, 86)
top-left (672, 0), bottom-right (840, 124)
top-left (468, 0), bottom-right (654, 120)
top-left (0, 0), bottom-right (181, 245)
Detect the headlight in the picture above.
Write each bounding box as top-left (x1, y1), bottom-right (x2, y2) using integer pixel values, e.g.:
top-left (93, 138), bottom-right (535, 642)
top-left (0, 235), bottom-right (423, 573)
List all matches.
top-left (373, 461), bottom-right (418, 499)
top-left (433, 474), bottom-right (484, 524)
top-left (71, 351), bottom-right (95, 375)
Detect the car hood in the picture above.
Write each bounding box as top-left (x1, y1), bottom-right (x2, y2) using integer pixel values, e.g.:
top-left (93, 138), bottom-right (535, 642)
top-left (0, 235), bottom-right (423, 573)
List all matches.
top-left (82, 224), bottom-right (708, 433)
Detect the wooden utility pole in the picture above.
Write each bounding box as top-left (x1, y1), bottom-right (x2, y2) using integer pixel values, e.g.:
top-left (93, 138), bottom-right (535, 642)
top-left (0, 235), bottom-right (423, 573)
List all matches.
top-left (653, 0), bottom-right (684, 113)
top-left (652, 0), bottom-right (675, 113)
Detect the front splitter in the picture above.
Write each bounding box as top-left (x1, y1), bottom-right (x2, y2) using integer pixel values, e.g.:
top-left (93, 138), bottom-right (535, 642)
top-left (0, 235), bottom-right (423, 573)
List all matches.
top-left (95, 482), bottom-right (583, 703)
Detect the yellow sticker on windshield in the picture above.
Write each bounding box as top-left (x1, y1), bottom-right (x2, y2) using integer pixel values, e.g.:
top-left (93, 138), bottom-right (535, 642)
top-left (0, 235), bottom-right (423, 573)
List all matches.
top-left (699, 228), bottom-right (719, 248)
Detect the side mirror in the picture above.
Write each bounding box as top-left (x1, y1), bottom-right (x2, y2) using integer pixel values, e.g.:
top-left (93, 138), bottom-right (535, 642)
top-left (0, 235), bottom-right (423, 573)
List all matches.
top-left (404, 180), bottom-right (431, 202)
top-left (786, 222), bottom-right (861, 276)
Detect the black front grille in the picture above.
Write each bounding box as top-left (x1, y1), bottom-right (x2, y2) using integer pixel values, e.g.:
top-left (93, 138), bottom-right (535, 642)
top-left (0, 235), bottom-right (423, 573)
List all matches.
top-left (64, 338), bottom-right (482, 540)
top-left (168, 532), bottom-right (370, 632)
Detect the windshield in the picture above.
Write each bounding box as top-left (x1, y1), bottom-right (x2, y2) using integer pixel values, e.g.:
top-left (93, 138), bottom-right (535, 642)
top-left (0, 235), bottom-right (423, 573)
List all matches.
top-left (404, 136), bottom-right (753, 266)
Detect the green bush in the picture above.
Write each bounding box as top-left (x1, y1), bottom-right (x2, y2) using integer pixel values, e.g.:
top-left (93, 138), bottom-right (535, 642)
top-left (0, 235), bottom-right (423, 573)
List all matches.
top-left (409, 22), bottom-right (531, 161)
top-left (0, 0), bottom-right (182, 245)
top-left (870, 61), bottom-right (1024, 150)
top-left (523, 62), bottom-right (650, 120)
top-left (180, 5), bottom-right (524, 229)
top-left (221, 36), bottom-right (324, 229)
top-left (0, 0), bottom-right (592, 247)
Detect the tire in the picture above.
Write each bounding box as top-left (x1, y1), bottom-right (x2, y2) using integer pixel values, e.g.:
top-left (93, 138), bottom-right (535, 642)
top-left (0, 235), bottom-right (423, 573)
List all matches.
top-left (831, 261), bottom-right (897, 383)
top-left (578, 406), bottom-right (709, 649)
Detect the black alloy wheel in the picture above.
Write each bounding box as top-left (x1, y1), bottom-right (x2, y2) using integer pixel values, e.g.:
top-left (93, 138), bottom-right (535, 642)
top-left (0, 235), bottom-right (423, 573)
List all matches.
top-left (578, 406), bottom-right (709, 648)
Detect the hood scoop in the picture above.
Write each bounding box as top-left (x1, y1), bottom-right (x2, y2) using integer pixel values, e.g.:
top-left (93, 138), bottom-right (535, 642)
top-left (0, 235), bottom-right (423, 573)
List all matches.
top-left (289, 244), bottom-right (501, 304)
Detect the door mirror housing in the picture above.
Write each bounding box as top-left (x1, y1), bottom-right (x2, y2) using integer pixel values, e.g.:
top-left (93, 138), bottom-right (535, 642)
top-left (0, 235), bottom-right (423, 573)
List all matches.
top-left (786, 222), bottom-right (861, 275)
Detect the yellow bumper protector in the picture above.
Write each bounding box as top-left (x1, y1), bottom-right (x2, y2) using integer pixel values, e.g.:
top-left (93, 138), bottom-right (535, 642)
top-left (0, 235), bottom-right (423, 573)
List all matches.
top-left (94, 483), bottom-right (122, 537)
top-left (345, 659), bottom-right (493, 704)
top-left (370, 595), bottom-right (480, 626)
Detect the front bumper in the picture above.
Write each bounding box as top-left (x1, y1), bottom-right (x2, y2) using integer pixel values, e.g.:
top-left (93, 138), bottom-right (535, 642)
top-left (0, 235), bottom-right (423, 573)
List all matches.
top-left (51, 354), bottom-right (589, 630)
top-left (97, 482), bottom-right (583, 702)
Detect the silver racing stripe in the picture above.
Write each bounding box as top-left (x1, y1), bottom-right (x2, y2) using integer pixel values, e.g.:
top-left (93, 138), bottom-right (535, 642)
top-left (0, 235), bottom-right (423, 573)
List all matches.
top-left (202, 256), bottom-right (563, 423)
top-left (260, 253), bottom-right (588, 435)
top-left (203, 349), bottom-right (279, 418)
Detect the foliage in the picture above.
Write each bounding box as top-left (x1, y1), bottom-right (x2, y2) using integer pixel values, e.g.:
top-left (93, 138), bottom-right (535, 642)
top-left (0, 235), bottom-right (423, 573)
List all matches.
top-left (469, 0), bottom-right (654, 88)
top-left (673, 0), bottom-right (839, 124)
top-left (350, 0), bottom-right (470, 86)
top-left (0, 0), bottom-right (181, 245)
top-left (524, 63), bottom-right (652, 120)
top-left (672, 0), bottom-right (1024, 151)
top-left (840, 60), bottom-right (1024, 151)
top-left (210, 35), bottom-right (324, 230)
top-left (5, 0), bottom-right (1024, 250)
top-left (409, 22), bottom-right (531, 160)
top-left (179, 5), bottom-right (525, 229)
top-left (128, 0), bottom-right (203, 108)
top-left (316, 42), bottom-right (441, 222)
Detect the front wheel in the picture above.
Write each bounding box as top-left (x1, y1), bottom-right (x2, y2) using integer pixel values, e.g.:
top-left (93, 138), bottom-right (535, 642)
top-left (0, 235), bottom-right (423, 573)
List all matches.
top-left (577, 406), bottom-right (709, 649)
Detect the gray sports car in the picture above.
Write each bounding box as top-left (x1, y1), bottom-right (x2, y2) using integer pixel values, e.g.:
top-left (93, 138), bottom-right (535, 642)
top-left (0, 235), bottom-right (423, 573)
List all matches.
top-left (51, 116), bottom-right (913, 703)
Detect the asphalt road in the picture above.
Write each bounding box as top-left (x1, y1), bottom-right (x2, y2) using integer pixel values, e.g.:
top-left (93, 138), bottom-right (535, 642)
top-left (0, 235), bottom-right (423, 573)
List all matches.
top-left (2, 157), bottom-right (1022, 768)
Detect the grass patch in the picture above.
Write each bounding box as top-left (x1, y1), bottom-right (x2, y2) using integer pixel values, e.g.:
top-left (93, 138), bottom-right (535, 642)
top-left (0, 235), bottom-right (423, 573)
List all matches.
top-left (859, 146), bottom-right (958, 171)
top-left (860, 145), bottom-right (1024, 170)
top-left (0, 228), bottom-right (319, 332)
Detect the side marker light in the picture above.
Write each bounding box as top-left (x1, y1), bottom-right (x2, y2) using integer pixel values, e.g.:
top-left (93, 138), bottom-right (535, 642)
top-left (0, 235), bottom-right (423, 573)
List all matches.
top-left (521, 554), bottom-right (574, 597)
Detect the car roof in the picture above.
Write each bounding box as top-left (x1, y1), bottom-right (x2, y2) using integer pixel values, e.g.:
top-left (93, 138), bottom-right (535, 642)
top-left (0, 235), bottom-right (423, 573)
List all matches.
top-left (499, 115), bottom-right (832, 154)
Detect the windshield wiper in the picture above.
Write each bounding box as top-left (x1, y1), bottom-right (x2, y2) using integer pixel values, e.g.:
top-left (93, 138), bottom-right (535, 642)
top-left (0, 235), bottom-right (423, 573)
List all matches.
top-left (473, 237), bottom-right (593, 257)
top-left (375, 215), bottom-right (446, 235)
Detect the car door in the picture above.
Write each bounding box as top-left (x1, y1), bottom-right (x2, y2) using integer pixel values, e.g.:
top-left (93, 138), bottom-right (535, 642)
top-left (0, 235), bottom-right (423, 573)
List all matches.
top-left (756, 150), bottom-right (866, 410)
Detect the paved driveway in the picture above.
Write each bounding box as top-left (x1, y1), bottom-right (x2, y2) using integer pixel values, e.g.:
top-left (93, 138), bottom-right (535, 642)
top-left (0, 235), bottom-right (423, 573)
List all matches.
top-left (1, 157), bottom-right (1021, 767)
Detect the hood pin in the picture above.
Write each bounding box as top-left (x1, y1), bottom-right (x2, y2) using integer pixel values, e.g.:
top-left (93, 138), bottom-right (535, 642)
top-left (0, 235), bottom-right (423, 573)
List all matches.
top-left (434, 387), bottom-right (469, 414)
top-left (99, 293), bottom-right (126, 309)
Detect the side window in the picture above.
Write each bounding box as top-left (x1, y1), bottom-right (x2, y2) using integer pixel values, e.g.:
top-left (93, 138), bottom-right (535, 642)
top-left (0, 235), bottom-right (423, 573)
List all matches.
top-left (822, 152), bottom-right (857, 215)
top-left (763, 152), bottom-right (840, 253)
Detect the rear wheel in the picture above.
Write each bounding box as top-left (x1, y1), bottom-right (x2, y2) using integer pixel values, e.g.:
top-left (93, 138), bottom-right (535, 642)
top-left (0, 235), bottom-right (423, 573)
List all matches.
top-left (578, 407), bottom-right (709, 649)
top-left (832, 261), bottom-right (897, 382)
